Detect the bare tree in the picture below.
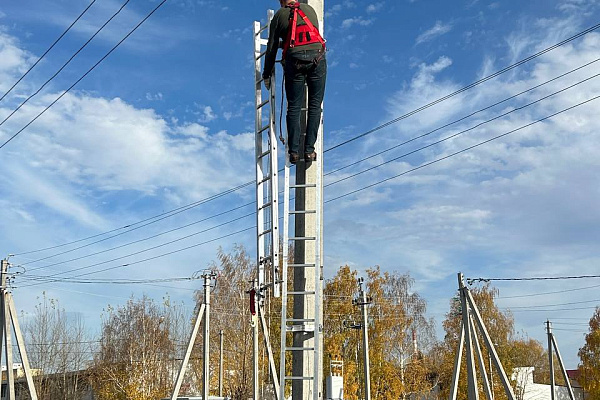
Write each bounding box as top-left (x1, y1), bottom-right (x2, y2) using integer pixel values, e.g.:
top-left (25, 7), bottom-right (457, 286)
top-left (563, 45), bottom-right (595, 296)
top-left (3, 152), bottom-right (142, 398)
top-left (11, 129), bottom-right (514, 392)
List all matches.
top-left (22, 293), bottom-right (92, 400)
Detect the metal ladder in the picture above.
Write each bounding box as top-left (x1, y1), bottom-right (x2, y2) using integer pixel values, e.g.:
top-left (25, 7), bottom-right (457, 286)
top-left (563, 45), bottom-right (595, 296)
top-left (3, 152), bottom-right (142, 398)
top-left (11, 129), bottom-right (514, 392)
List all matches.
top-left (279, 88), bottom-right (324, 398)
top-left (254, 10), bottom-right (280, 298)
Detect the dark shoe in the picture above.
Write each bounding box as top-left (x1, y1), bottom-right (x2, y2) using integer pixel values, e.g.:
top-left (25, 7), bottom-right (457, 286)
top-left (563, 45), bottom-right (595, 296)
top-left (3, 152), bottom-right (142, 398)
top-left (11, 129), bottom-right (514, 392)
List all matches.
top-left (304, 152), bottom-right (317, 162)
top-left (289, 153), bottom-right (300, 164)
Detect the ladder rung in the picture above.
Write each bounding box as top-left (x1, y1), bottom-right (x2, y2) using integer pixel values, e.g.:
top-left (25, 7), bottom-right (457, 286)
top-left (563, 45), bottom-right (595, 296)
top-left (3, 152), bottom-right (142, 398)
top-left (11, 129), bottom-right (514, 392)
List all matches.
top-left (290, 184), bottom-right (317, 189)
top-left (286, 347), bottom-right (315, 351)
top-left (285, 376), bottom-right (314, 381)
top-left (257, 99), bottom-right (269, 109)
top-left (258, 201), bottom-right (272, 211)
top-left (259, 38), bottom-right (268, 46)
top-left (288, 263), bottom-right (316, 268)
top-left (289, 236), bottom-right (316, 241)
top-left (257, 124), bottom-right (269, 134)
top-left (258, 149), bottom-right (271, 159)
top-left (257, 176), bottom-right (271, 185)
top-left (288, 291), bottom-right (316, 295)
top-left (289, 210), bottom-right (316, 215)
top-left (256, 50), bottom-right (267, 60)
top-left (286, 324), bottom-right (314, 332)
top-left (286, 318), bottom-right (315, 323)
top-left (258, 229), bottom-right (272, 237)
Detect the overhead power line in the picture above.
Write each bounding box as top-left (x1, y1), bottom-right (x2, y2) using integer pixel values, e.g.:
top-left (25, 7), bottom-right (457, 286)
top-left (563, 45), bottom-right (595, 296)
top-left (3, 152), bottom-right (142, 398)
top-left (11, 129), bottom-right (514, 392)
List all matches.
top-left (325, 93), bottom-right (600, 204)
top-left (0, 0), bottom-right (98, 103)
top-left (11, 23), bottom-right (600, 255)
top-left (325, 21), bottom-right (600, 152)
top-left (19, 63), bottom-right (598, 270)
top-left (18, 59), bottom-right (599, 272)
top-left (0, 0), bottom-right (131, 128)
top-left (324, 71), bottom-right (600, 189)
top-left (0, 0), bottom-right (168, 150)
top-left (18, 92), bottom-right (600, 287)
top-left (468, 275), bottom-right (600, 284)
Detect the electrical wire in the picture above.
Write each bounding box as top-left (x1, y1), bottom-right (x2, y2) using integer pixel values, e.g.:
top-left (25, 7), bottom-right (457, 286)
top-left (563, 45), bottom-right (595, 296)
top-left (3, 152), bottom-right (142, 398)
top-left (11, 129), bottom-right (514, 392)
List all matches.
top-left (324, 72), bottom-right (600, 189)
top-left (17, 92), bottom-right (600, 288)
top-left (0, 0), bottom-right (131, 128)
top-left (507, 298), bottom-right (600, 309)
top-left (11, 24), bottom-right (600, 255)
top-left (469, 275), bottom-right (600, 283)
top-left (325, 93), bottom-right (600, 204)
top-left (324, 21), bottom-right (600, 152)
top-left (497, 283), bottom-right (600, 300)
top-left (18, 212), bottom-right (254, 283)
top-left (0, 0), bottom-right (98, 103)
top-left (14, 57), bottom-right (599, 269)
top-left (0, 0), bottom-right (168, 150)
top-left (24, 202), bottom-right (254, 271)
top-left (17, 226), bottom-right (255, 288)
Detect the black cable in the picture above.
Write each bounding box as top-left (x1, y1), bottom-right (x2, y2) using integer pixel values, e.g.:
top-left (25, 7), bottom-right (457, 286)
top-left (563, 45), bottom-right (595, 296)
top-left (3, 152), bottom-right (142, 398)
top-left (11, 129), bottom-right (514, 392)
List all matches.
top-left (0, 0), bottom-right (168, 150)
top-left (469, 275), bottom-right (600, 283)
top-left (24, 201), bottom-right (254, 271)
top-left (0, 0), bottom-right (131, 128)
top-left (497, 283), bottom-right (600, 299)
top-left (511, 306), bottom-right (598, 312)
top-left (326, 57), bottom-right (600, 176)
top-left (324, 72), bottom-right (600, 189)
top-left (12, 24), bottom-right (599, 256)
top-left (508, 298), bottom-right (600, 309)
top-left (325, 93), bottom-right (600, 204)
top-left (19, 93), bottom-right (600, 288)
top-left (325, 21), bottom-right (600, 152)
top-left (21, 212), bottom-right (254, 282)
top-left (15, 180), bottom-right (252, 257)
top-left (0, 0), bottom-right (98, 103)
top-left (15, 57), bottom-right (598, 268)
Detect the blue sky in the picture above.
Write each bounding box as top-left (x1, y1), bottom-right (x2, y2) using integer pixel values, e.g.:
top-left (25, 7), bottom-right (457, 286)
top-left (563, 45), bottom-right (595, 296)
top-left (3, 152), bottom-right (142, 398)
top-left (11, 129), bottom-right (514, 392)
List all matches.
top-left (1, 0), bottom-right (600, 367)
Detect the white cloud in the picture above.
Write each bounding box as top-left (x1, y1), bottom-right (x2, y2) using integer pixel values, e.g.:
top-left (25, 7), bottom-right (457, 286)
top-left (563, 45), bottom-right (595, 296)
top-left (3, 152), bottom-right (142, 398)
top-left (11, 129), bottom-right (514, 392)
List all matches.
top-left (341, 17), bottom-right (374, 29)
top-left (415, 20), bottom-right (452, 45)
top-left (366, 2), bottom-right (384, 13)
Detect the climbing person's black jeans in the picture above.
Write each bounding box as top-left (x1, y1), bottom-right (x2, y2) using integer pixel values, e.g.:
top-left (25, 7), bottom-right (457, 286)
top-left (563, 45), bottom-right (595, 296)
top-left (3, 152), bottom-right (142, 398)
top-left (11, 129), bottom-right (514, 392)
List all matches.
top-left (284, 50), bottom-right (327, 155)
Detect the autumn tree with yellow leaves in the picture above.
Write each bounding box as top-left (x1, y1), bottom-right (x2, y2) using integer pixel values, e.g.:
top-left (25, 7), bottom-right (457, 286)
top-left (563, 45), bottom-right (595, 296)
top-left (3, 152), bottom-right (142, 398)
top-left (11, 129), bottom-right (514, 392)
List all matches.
top-left (323, 265), bottom-right (435, 399)
top-left (578, 307), bottom-right (600, 399)
top-left (91, 295), bottom-right (186, 400)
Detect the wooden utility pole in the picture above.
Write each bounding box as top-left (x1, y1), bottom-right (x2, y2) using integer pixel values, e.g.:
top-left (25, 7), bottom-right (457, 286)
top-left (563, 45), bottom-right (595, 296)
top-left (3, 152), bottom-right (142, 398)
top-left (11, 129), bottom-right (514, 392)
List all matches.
top-left (292, 0), bottom-right (325, 399)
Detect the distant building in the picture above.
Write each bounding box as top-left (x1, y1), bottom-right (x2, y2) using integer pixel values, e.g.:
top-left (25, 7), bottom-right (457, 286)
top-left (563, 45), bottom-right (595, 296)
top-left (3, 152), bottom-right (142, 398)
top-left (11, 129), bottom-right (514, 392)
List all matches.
top-left (513, 367), bottom-right (584, 400)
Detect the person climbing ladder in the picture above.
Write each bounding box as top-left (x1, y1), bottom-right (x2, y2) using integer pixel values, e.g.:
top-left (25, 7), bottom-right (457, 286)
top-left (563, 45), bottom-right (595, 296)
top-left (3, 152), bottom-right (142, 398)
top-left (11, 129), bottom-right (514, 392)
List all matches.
top-left (262, 0), bottom-right (327, 164)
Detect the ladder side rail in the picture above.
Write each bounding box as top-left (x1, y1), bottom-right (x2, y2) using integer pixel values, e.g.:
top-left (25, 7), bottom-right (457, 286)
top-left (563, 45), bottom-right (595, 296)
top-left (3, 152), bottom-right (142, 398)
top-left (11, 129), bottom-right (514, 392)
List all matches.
top-left (266, 8), bottom-right (281, 298)
top-left (279, 151), bottom-right (291, 400)
top-left (254, 20), bottom-right (267, 290)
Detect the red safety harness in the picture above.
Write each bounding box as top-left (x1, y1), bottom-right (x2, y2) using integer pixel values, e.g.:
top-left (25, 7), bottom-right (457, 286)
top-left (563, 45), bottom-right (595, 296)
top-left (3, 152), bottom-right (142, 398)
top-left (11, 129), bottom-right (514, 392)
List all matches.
top-left (282, 2), bottom-right (326, 60)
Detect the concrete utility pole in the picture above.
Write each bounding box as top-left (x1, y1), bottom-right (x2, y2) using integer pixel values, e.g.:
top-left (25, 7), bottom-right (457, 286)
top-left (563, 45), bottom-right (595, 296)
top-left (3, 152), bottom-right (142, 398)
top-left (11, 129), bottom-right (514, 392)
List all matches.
top-left (292, 0), bottom-right (324, 399)
top-left (219, 329), bottom-right (224, 397)
top-left (547, 320), bottom-right (555, 400)
top-left (203, 272), bottom-right (214, 400)
top-left (354, 278), bottom-right (372, 400)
